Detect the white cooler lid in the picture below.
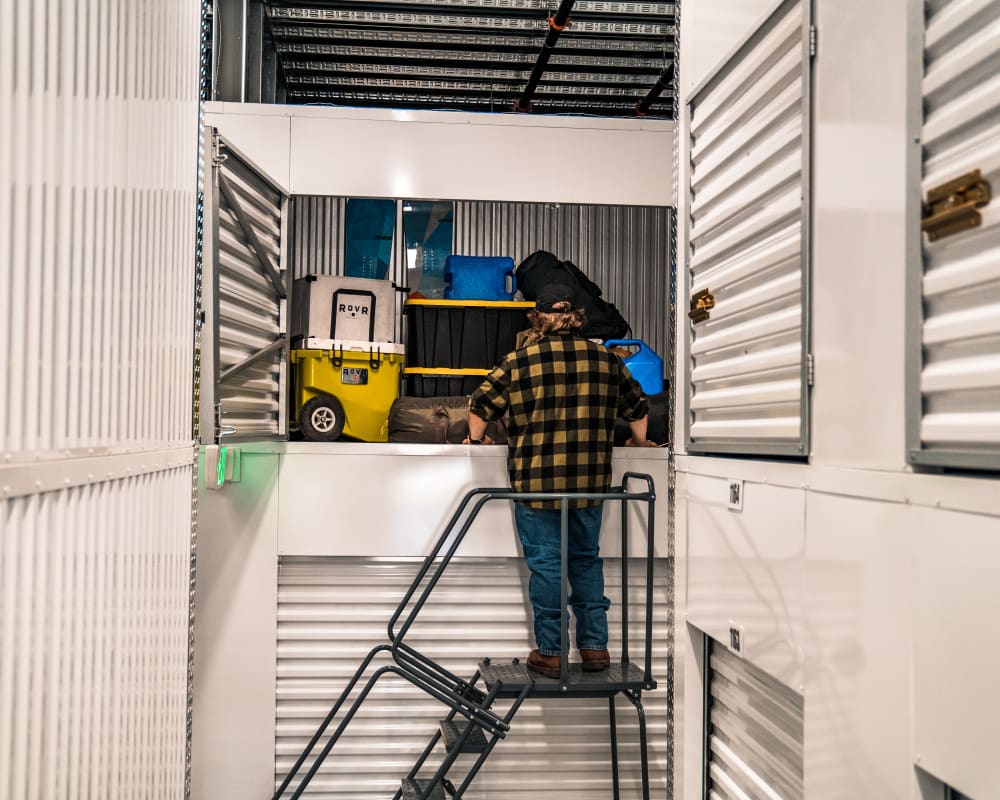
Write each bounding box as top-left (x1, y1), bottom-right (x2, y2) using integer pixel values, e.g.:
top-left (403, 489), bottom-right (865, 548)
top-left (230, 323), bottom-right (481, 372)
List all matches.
top-left (301, 337), bottom-right (405, 355)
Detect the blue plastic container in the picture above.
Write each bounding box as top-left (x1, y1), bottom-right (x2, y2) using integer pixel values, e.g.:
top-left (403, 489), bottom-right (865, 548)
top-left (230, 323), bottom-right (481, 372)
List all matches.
top-left (443, 256), bottom-right (517, 301)
top-left (605, 339), bottom-right (664, 395)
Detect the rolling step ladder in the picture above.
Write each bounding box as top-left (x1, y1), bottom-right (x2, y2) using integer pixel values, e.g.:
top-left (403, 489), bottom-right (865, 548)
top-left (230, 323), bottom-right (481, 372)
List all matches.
top-left (274, 473), bottom-right (658, 800)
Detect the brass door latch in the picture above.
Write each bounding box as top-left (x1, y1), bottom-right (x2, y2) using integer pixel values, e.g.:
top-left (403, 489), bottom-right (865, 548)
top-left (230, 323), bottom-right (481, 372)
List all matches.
top-left (922, 169), bottom-right (992, 242)
top-left (689, 288), bottom-right (715, 323)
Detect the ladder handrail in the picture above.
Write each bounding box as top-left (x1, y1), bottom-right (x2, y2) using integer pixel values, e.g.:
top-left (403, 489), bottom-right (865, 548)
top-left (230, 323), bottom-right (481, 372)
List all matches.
top-left (275, 473), bottom-right (658, 800)
top-left (387, 475), bottom-right (657, 686)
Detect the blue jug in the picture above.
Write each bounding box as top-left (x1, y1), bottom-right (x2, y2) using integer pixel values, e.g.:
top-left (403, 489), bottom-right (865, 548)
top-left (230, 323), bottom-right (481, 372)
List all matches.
top-left (605, 339), bottom-right (664, 395)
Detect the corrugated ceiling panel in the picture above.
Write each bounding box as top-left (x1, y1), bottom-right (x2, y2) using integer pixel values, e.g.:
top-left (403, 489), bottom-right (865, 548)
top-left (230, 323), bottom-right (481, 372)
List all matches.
top-left (0, 0), bottom-right (199, 459)
top-left (706, 641), bottom-right (804, 800)
top-left (0, 467), bottom-right (193, 800)
top-left (685, 0), bottom-right (809, 456)
top-left (209, 140), bottom-right (288, 441)
top-left (914, 0), bottom-right (1000, 468)
top-left (276, 558), bottom-right (670, 799)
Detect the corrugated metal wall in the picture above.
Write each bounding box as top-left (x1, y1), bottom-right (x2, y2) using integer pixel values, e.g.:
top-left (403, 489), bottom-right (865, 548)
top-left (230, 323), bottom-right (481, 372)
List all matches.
top-left (706, 640), bottom-right (804, 800)
top-left (0, 469), bottom-right (193, 799)
top-left (685, 0), bottom-right (810, 457)
top-left (290, 197), bottom-right (672, 360)
top-left (276, 558), bottom-right (670, 799)
top-left (455, 202), bottom-right (672, 360)
top-left (0, 0), bottom-right (201, 797)
top-left (204, 137), bottom-right (288, 443)
top-left (913, 0), bottom-right (1000, 469)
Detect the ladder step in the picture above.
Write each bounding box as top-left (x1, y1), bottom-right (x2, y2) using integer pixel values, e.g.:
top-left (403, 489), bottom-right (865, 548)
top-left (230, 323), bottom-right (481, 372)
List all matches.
top-left (454, 680), bottom-right (486, 705)
top-left (401, 777), bottom-right (447, 800)
top-left (439, 718), bottom-right (489, 754)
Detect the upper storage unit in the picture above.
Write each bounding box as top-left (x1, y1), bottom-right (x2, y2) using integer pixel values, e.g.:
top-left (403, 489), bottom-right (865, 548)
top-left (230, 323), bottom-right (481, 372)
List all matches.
top-left (908, 0), bottom-right (1000, 470)
top-left (200, 132), bottom-right (290, 445)
top-left (684, 0), bottom-right (813, 457)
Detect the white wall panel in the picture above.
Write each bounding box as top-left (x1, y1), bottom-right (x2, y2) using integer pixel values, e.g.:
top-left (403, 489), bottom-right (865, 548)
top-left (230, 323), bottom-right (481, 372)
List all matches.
top-left (275, 558), bottom-right (670, 800)
top-left (0, 0), bottom-right (200, 460)
top-left (685, 0), bottom-right (811, 456)
top-left (0, 467), bottom-right (193, 800)
top-left (681, 472), bottom-right (805, 691)
top-left (910, 0), bottom-right (1000, 469)
top-left (203, 103), bottom-right (674, 207)
top-left (912, 507), bottom-right (1000, 799)
top-left (803, 492), bottom-right (915, 800)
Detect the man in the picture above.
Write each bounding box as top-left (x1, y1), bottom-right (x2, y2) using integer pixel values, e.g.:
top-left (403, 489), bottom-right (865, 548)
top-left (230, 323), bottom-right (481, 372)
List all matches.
top-left (466, 283), bottom-right (655, 678)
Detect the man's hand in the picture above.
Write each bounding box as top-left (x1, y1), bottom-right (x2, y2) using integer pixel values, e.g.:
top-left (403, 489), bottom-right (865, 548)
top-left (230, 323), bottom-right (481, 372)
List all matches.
top-left (625, 437), bottom-right (658, 447)
top-left (462, 435), bottom-right (495, 445)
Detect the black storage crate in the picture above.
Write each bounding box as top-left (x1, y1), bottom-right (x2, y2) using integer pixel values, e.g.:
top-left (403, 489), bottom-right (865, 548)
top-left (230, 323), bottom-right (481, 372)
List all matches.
top-left (404, 368), bottom-right (489, 398)
top-left (404, 300), bottom-right (534, 370)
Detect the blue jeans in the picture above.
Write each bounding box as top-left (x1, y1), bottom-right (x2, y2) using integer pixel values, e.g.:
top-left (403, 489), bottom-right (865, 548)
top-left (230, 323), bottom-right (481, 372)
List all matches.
top-left (514, 503), bottom-right (611, 657)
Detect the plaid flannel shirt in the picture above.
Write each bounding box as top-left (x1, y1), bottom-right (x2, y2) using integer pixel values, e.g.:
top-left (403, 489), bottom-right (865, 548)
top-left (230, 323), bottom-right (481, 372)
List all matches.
top-left (469, 332), bottom-right (649, 509)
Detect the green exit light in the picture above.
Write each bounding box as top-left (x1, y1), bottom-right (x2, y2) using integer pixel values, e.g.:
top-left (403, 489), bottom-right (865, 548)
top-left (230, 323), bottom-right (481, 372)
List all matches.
top-left (216, 446), bottom-right (227, 487)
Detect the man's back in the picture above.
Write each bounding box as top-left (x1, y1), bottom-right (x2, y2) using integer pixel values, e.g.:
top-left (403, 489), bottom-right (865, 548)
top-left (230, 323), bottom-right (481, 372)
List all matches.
top-left (469, 331), bottom-right (648, 507)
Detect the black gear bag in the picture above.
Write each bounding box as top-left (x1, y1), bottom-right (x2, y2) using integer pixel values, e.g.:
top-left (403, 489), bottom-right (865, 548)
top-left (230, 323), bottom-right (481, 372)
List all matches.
top-left (515, 250), bottom-right (630, 341)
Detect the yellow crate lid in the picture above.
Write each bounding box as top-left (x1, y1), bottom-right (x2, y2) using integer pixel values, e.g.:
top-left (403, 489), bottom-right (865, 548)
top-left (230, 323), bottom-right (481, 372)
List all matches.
top-left (404, 299), bottom-right (535, 309)
top-left (403, 367), bottom-right (490, 376)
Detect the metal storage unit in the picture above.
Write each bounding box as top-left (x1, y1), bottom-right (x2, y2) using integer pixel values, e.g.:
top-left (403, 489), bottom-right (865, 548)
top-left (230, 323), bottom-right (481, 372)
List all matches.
top-left (907, 0), bottom-right (1000, 470)
top-left (201, 133), bottom-right (290, 444)
top-left (275, 558), bottom-right (670, 799)
top-left (704, 639), bottom-right (804, 800)
top-left (684, 0), bottom-right (813, 457)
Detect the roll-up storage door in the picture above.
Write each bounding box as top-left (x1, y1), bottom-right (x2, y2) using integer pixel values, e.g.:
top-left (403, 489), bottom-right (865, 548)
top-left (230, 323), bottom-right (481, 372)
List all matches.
top-left (705, 639), bottom-right (803, 800)
top-left (201, 131), bottom-right (289, 444)
top-left (685, 0), bottom-right (812, 457)
top-left (276, 558), bottom-right (670, 799)
top-left (908, 0), bottom-right (1000, 470)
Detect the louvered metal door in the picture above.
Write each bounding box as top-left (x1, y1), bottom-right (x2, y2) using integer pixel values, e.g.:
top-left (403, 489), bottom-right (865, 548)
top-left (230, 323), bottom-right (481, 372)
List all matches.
top-left (201, 131), bottom-right (289, 444)
top-left (705, 639), bottom-right (803, 800)
top-left (907, 0), bottom-right (1000, 470)
top-left (685, 0), bottom-right (812, 456)
top-left (276, 558), bottom-right (670, 799)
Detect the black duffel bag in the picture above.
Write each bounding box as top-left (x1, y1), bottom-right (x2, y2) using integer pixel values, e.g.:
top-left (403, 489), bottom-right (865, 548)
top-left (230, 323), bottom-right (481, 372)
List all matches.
top-left (515, 250), bottom-right (630, 341)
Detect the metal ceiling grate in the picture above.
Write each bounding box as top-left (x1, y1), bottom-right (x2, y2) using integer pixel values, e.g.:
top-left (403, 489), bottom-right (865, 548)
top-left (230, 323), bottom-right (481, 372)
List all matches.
top-left (261, 0), bottom-right (677, 117)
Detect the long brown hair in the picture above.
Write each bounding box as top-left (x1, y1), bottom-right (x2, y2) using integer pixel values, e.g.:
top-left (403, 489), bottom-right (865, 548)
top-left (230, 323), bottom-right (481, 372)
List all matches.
top-left (526, 301), bottom-right (587, 336)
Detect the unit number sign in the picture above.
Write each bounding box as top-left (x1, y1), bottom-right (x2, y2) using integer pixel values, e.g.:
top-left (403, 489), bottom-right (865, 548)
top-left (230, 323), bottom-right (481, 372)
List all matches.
top-left (341, 367), bottom-right (369, 385)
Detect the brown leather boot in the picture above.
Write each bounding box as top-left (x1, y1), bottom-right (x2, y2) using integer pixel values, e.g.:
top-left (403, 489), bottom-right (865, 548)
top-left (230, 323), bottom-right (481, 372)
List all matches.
top-left (580, 648), bottom-right (610, 671)
top-left (527, 649), bottom-right (562, 678)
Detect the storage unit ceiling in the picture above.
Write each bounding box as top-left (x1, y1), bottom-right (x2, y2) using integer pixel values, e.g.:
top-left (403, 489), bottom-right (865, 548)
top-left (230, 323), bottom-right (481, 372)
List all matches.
top-left (260, 0), bottom-right (677, 117)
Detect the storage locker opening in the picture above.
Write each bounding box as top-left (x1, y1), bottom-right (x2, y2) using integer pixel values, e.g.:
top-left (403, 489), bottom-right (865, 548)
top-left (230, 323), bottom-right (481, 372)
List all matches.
top-left (203, 179), bottom-right (676, 449)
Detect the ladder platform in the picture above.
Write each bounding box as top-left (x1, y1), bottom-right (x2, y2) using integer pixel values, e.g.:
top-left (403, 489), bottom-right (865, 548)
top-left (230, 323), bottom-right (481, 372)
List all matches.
top-left (401, 777), bottom-right (446, 800)
top-left (479, 658), bottom-right (655, 697)
top-left (440, 718), bottom-right (489, 754)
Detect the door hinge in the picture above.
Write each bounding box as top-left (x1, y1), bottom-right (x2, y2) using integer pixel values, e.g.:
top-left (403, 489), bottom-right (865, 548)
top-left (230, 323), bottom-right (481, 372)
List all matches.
top-left (922, 169), bottom-right (992, 241)
top-left (808, 25), bottom-right (817, 58)
top-left (806, 353), bottom-right (815, 387)
top-left (211, 133), bottom-right (228, 167)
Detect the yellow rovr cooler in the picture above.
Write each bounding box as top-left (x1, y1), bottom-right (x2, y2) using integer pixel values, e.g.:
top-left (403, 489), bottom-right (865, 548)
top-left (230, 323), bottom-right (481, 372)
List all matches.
top-left (291, 339), bottom-right (405, 442)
